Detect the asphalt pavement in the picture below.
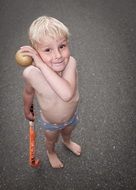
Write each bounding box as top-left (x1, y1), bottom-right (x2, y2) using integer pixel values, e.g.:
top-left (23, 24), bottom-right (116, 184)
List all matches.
top-left (0, 0), bottom-right (136, 189)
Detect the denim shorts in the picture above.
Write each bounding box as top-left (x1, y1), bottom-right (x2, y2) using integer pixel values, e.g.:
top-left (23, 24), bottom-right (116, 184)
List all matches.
top-left (40, 112), bottom-right (79, 131)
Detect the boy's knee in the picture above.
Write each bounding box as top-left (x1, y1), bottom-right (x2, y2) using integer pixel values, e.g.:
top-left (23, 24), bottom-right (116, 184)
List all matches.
top-left (45, 131), bottom-right (60, 143)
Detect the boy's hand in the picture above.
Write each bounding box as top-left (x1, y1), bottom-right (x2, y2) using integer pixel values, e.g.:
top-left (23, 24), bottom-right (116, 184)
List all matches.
top-left (24, 109), bottom-right (35, 122)
top-left (20, 46), bottom-right (44, 68)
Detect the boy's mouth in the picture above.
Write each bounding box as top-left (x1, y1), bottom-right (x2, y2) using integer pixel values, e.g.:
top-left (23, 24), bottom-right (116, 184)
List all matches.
top-left (53, 61), bottom-right (64, 66)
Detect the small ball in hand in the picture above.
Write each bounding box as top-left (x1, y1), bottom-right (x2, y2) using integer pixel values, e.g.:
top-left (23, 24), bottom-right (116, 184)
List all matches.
top-left (15, 50), bottom-right (33, 66)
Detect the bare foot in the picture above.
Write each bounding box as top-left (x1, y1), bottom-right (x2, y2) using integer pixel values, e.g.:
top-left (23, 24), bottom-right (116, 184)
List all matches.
top-left (47, 151), bottom-right (64, 168)
top-left (63, 140), bottom-right (81, 156)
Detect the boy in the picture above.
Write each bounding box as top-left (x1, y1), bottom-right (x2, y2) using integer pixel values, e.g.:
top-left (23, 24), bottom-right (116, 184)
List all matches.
top-left (20, 16), bottom-right (81, 168)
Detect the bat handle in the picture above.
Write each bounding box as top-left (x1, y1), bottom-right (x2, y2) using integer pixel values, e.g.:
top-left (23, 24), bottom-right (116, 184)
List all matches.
top-left (29, 121), bottom-right (34, 127)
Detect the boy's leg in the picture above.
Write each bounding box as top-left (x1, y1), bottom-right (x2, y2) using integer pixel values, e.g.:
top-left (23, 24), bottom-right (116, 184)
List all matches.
top-left (61, 125), bottom-right (81, 156)
top-left (45, 130), bottom-right (63, 168)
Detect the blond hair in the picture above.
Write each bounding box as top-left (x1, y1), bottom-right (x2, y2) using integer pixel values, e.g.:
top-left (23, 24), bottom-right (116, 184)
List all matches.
top-left (29, 16), bottom-right (70, 48)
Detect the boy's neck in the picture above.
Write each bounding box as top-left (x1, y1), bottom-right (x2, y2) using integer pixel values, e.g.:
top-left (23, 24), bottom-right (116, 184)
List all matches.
top-left (57, 72), bottom-right (62, 77)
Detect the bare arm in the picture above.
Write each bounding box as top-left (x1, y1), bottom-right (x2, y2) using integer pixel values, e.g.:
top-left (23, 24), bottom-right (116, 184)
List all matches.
top-left (23, 70), bottom-right (35, 121)
top-left (37, 57), bottom-right (77, 101)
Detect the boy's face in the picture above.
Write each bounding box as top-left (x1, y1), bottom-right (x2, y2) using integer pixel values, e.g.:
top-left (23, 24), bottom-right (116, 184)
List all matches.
top-left (36, 36), bottom-right (70, 73)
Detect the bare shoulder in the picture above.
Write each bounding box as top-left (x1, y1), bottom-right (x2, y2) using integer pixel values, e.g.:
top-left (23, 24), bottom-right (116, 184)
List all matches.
top-left (69, 56), bottom-right (77, 67)
top-left (23, 65), bottom-right (40, 79)
top-left (63, 56), bottom-right (77, 78)
top-left (65, 56), bottom-right (77, 72)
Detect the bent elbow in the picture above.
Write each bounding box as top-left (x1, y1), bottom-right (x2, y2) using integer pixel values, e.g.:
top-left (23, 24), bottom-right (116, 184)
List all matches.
top-left (62, 91), bottom-right (74, 102)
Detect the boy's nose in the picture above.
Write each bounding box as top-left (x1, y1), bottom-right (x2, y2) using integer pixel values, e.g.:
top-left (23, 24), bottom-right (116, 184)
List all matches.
top-left (54, 50), bottom-right (62, 59)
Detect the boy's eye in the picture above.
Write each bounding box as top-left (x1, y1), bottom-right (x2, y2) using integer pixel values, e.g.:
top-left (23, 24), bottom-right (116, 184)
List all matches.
top-left (60, 44), bottom-right (66, 49)
top-left (44, 48), bottom-right (51, 52)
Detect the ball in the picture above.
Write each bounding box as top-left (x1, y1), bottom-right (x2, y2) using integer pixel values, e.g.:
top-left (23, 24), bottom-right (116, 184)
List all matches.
top-left (15, 50), bottom-right (33, 66)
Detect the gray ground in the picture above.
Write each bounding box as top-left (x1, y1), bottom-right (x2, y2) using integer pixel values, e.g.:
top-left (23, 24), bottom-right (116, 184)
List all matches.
top-left (0, 0), bottom-right (136, 189)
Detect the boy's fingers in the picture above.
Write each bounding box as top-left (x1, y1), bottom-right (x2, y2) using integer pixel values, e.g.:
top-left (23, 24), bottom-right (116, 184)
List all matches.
top-left (28, 116), bottom-right (35, 122)
top-left (20, 46), bottom-right (37, 54)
